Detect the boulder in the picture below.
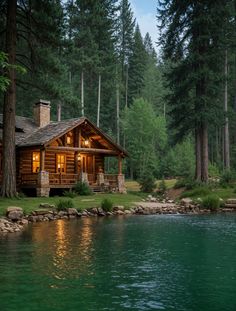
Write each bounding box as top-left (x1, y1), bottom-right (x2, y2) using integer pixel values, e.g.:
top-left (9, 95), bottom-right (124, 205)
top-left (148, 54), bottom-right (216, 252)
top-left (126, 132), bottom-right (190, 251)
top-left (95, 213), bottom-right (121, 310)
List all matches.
top-left (39, 203), bottom-right (56, 209)
top-left (6, 207), bottom-right (23, 221)
top-left (67, 208), bottom-right (78, 216)
top-left (180, 198), bottom-right (193, 206)
top-left (113, 205), bottom-right (125, 211)
top-left (33, 209), bottom-right (54, 216)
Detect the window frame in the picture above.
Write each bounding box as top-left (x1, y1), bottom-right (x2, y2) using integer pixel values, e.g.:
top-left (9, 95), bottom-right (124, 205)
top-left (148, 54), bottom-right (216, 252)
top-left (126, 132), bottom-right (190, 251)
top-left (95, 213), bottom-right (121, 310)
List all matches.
top-left (56, 154), bottom-right (66, 173)
top-left (32, 151), bottom-right (40, 173)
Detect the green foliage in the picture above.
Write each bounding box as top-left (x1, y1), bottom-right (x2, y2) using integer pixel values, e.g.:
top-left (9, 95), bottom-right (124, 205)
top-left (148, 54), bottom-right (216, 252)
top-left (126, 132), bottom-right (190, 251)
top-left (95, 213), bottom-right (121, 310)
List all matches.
top-left (220, 170), bottom-right (235, 186)
top-left (63, 190), bottom-right (77, 198)
top-left (123, 98), bottom-right (167, 179)
top-left (74, 182), bottom-right (92, 196)
top-left (0, 52), bottom-right (10, 92)
top-left (138, 173), bottom-right (156, 193)
top-left (57, 199), bottom-right (74, 211)
top-left (101, 198), bottom-right (113, 212)
top-left (174, 178), bottom-right (201, 190)
top-left (158, 179), bottom-right (167, 194)
top-left (208, 163), bottom-right (220, 178)
top-left (181, 187), bottom-right (211, 199)
top-left (201, 195), bottom-right (220, 211)
top-left (161, 137), bottom-right (195, 178)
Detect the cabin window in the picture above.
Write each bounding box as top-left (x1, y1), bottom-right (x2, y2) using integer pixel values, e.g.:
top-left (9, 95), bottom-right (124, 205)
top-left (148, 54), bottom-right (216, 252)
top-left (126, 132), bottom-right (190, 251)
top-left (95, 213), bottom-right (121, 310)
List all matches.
top-left (32, 152), bottom-right (40, 173)
top-left (66, 132), bottom-right (73, 146)
top-left (56, 154), bottom-right (66, 173)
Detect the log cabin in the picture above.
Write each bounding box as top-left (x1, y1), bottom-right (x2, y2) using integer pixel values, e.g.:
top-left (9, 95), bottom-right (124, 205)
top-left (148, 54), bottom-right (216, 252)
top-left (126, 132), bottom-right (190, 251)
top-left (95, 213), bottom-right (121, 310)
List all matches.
top-left (0, 100), bottom-right (128, 196)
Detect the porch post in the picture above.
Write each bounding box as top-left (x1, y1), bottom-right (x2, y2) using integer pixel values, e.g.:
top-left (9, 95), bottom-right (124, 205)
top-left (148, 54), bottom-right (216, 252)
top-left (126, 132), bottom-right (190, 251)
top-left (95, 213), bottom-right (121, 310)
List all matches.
top-left (74, 151), bottom-right (79, 174)
top-left (118, 155), bottom-right (122, 175)
top-left (117, 155), bottom-right (126, 193)
top-left (40, 148), bottom-right (45, 171)
top-left (37, 148), bottom-right (50, 197)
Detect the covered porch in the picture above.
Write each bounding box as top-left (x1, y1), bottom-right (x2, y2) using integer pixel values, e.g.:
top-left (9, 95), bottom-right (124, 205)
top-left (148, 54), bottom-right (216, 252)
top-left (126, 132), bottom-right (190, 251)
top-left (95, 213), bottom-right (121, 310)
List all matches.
top-left (19, 146), bottom-right (126, 196)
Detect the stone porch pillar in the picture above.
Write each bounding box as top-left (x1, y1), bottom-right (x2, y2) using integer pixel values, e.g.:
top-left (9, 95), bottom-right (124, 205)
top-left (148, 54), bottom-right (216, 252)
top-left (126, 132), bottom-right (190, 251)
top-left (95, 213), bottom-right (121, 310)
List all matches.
top-left (97, 172), bottom-right (105, 185)
top-left (80, 171), bottom-right (88, 184)
top-left (37, 148), bottom-right (50, 197)
top-left (117, 155), bottom-right (126, 193)
top-left (37, 171), bottom-right (50, 197)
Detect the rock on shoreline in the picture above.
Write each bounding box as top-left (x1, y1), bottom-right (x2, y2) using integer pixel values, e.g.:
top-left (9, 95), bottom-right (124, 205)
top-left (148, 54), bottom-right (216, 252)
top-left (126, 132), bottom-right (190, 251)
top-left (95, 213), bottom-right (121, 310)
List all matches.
top-left (1, 198), bottom-right (236, 234)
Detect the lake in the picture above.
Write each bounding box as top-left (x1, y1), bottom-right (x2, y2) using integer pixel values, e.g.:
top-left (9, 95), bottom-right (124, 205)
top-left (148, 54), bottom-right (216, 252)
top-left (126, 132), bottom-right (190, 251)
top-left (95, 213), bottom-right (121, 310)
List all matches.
top-left (0, 214), bottom-right (236, 311)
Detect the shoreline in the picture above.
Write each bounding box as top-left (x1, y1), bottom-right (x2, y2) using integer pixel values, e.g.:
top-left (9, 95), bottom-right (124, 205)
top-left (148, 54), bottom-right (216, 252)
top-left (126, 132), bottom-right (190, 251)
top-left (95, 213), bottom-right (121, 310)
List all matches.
top-left (1, 201), bottom-right (236, 234)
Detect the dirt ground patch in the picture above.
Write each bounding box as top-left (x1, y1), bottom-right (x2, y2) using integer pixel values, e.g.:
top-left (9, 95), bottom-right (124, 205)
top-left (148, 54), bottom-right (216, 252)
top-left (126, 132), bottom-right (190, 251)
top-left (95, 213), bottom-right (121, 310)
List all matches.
top-left (166, 187), bottom-right (185, 200)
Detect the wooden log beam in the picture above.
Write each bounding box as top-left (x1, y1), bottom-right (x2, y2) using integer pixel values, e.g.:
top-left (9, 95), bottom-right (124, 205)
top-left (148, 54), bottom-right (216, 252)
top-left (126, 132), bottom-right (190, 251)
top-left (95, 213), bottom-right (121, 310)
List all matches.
top-left (46, 146), bottom-right (118, 155)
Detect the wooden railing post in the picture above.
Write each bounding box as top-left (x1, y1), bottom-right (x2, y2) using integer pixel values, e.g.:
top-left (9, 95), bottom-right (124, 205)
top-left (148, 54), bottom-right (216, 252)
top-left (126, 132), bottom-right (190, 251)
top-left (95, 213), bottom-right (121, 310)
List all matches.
top-left (40, 148), bottom-right (45, 171)
top-left (118, 155), bottom-right (122, 175)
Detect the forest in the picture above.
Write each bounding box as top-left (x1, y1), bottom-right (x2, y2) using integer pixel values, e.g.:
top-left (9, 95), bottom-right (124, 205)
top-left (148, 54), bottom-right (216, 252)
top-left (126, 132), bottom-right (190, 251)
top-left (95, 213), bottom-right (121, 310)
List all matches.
top-left (0, 0), bottom-right (236, 196)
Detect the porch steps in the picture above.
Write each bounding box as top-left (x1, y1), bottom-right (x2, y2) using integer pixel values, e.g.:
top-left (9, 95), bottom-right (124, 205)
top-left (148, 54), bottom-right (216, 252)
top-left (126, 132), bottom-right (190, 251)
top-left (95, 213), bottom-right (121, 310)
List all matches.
top-left (225, 199), bottom-right (236, 209)
top-left (90, 185), bottom-right (103, 193)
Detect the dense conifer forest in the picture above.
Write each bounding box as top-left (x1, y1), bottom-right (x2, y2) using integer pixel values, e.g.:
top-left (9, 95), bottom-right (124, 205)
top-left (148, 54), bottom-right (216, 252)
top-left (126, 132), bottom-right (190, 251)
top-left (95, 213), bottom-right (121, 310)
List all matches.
top-left (1, 0), bottom-right (236, 196)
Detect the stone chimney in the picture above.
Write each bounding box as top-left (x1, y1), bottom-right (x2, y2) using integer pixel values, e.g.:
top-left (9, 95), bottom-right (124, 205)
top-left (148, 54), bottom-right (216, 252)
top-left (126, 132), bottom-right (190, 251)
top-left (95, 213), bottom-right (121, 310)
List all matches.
top-left (33, 99), bottom-right (51, 127)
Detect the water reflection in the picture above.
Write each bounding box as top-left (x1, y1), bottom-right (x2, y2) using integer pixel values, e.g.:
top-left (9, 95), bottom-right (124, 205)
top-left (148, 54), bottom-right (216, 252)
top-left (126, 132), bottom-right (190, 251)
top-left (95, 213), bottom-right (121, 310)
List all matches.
top-left (31, 219), bottom-right (95, 287)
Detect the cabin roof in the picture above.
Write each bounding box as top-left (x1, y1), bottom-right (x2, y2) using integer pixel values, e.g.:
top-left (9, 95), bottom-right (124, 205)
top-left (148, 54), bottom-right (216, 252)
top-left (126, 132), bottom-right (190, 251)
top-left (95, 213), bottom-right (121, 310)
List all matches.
top-left (0, 115), bottom-right (127, 156)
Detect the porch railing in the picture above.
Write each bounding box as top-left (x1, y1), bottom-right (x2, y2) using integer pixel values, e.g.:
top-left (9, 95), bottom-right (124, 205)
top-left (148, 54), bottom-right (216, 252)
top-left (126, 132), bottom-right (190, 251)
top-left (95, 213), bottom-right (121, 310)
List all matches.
top-left (20, 173), bottom-right (38, 185)
top-left (17, 172), bottom-right (119, 188)
top-left (49, 173), bottom-right (78, 185)
top-left (104, 174), bottom-right (118, 187)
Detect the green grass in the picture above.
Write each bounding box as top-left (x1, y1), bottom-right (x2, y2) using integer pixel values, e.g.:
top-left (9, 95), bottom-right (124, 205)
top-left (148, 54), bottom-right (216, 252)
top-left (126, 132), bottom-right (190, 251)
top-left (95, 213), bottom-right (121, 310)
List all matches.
top-left (180, 186), bottom-right (236, 201)
top-left (0, 193), bottom-right (143, 216)
top-left (125, 179), bottom-right (176, 192)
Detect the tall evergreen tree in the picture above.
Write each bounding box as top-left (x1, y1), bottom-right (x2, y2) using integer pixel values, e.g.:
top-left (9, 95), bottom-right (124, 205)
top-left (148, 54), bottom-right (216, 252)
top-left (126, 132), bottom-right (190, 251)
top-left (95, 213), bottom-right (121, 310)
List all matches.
top-left (128, 24), bottom-right (147, 106)
top-left (158, 0), bottom-right (229, 182)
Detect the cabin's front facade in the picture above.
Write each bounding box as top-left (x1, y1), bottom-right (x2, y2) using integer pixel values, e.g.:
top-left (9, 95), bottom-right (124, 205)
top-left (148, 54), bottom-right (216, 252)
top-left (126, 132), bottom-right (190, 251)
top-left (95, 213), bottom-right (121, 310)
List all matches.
top-left (0, 100), bottom-right (127, 196)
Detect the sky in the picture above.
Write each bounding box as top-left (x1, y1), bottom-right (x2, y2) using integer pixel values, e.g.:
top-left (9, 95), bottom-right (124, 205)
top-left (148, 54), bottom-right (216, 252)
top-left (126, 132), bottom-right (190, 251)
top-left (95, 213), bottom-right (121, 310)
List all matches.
top-left (130, 0), bottom-right (158, 50)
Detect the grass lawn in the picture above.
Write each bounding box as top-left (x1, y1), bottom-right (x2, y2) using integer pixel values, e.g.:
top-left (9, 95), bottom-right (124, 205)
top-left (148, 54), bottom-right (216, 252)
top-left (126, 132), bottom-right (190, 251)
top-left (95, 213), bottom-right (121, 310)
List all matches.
top-left (0, 192), bottom-right (145, 216)
top-left (180, 186), bottom-right (236, 201)
top-left (125, 179), bottom-right (176, 192)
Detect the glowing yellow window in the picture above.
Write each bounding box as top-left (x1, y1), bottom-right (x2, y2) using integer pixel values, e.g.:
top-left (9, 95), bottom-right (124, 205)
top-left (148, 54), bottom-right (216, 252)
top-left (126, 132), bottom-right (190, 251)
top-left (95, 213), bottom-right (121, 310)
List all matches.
top-left (56, 154), bottom-right (66, 173)
top-left (32, 152), bottom-right (40, 173)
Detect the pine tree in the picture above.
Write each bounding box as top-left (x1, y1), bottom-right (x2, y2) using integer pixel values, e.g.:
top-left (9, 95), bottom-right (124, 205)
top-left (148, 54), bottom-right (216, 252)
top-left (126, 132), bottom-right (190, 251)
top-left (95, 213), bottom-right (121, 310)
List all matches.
top-left (158, 0), bottom-right (229, 182)
top-left (128, 25), bottom-right (147, 106)
top-left (1, 0), bottom-right (17, 197)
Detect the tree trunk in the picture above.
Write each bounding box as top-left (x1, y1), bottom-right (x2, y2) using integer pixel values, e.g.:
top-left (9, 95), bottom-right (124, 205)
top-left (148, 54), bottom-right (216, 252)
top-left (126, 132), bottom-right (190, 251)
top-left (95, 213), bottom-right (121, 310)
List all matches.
top-left (195, 128), bottom-right (202, 181)
top-left (116, 81), bottom-right (120, 144)
top-left (223, 49), bottom-right (230, 169)
top-left (201, 123), bottom-right (208, 182)
top-left (1, 0), bottom-right (17, 197)
top-left (97, 74), bottom-right (101, 127)
top-left (81, 70), bottom-right (84, 117)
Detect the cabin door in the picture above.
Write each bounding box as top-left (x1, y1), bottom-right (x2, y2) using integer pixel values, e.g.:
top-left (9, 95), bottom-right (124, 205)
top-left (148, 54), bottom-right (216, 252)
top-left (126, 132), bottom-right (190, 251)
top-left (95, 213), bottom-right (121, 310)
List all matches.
top-left (81, 155), bottom-right (95, 184)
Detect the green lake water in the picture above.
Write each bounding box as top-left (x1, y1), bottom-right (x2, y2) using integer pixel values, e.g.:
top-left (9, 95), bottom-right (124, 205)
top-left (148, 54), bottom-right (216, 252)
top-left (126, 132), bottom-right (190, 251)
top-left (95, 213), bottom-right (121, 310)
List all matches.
top-left (0, 214), bottom-right (236, 311)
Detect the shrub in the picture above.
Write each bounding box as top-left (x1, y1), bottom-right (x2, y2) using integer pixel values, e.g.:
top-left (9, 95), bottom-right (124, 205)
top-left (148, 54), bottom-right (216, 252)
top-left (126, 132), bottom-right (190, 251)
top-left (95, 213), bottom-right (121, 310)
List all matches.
top-left (158, 178), bottom-right (167, 194)
top-left (63, 190), bottom-right (77, 198)
top-left (201, 194), bottom-right (220, 211)
top-left (101, 198), bottom-right (113, 212)
top-left (138, 174), bottom-right (156, 193)
top-left (57, 199), bottom-right (74, 211)
top-left (180, 187), bottom-right (211, 199)
top-left (74, 181), bottom-right (92, 195)
top-left (220, 170), bottom-right (235, 186)
top-left (174, 178), bottom-right (201, 190)
top-left (208, 163), bottom-right (220, 178)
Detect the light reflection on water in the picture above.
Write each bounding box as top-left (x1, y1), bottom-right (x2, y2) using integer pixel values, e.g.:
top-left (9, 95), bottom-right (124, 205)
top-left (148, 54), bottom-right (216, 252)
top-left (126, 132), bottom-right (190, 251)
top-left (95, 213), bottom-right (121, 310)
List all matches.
top-left (0, 214), bottom-right (236, 311)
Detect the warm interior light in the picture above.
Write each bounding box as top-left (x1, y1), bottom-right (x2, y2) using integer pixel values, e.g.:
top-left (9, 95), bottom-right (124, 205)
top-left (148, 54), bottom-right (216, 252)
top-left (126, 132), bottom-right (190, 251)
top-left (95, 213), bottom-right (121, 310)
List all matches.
top-left (84, 139), bottom-right (89, 146)
top-left (67, 136), bottom-right (71, 144)
top-left (77, 154), bottom-right (81, 161)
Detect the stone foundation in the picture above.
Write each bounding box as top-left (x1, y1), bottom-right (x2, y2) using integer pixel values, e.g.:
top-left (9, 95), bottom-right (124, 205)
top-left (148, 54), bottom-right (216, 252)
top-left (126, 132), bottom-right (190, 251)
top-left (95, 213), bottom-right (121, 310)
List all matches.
top-left (36, 187), bottom-right (50, 197)
top-left (37, 171), bottom-right (50, 197)
top-left (80, 172), bottom-right (88, 184)
top-left (117, 174), bottom-right (126, 193)
top-left (97, 172), bottom-right (105, 186)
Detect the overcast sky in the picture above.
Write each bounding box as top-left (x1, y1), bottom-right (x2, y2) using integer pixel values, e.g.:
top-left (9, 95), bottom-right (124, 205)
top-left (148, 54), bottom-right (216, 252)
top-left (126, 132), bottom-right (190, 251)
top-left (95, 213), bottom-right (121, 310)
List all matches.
top-left (130, 0), bottom-right (158, 51)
